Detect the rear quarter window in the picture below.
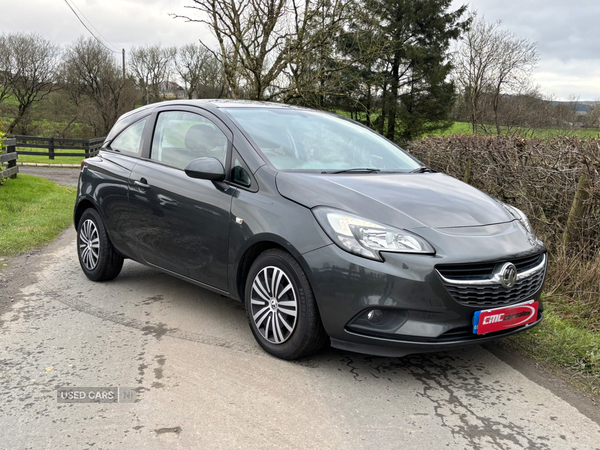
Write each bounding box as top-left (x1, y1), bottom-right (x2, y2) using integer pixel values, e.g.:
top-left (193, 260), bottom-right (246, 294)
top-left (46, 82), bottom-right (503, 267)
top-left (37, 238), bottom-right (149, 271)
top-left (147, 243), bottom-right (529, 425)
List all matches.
top-left (109, 117), bottom-right (148, 156)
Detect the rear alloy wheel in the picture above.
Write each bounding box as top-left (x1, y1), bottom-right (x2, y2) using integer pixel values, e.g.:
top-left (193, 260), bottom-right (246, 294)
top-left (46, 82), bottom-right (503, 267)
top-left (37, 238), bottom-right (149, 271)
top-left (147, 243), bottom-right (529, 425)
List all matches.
top-left (77, 208), bottom-right (124, 281)
top-left (245, 249), bottom-right (327, 360)
top-left (79, 219), bottom-right (100, 271)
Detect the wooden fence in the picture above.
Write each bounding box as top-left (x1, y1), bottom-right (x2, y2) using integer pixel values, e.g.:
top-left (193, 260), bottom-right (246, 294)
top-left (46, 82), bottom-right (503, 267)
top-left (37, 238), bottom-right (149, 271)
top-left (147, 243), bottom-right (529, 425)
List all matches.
top-left (13, 135), bottom-right (105, 160)
top-left (1, 138), bottom-right (18, 179)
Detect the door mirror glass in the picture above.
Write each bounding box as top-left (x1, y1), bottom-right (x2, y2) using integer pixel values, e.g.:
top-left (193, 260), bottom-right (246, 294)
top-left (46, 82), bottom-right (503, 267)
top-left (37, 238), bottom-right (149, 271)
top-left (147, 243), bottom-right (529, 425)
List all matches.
top-left (184, 157), bottom-right (226, 181)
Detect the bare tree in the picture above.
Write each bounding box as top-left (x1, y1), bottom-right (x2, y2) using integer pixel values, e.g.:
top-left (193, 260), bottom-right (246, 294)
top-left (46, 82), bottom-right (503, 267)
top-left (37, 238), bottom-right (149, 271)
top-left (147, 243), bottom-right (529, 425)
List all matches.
top-left (175, 43), bottom-right (225, 98)
top-left (64, 38), bottom-right (140, 136)
top-left (173, 0), bottom-right (348, 101)
top-left (198, 51), bottom-right (227, 98)
top-left (276, 0), bottom-right (360, 108)
top-left (129, 44), bottom-right (176, 104)
top-left (453, 16), bottom-right (501, 134)
top-left (584, 102), bottom-right (600, 129)
top-left (485, 85), bottom-right (552, 137)
top-left (488, 27), bottom-right (539, 135)
top-left (1, 32), bottom-right (60, 134)
top-left (453, 14), bottom-right (539, 135)
top-left (0, 35), bottom-right (12, 105)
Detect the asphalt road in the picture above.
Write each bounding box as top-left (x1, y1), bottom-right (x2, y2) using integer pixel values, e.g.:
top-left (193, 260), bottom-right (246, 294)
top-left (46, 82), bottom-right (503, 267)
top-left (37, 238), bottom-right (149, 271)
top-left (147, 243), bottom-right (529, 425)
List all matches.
top-left (18, 166), bottom-right (80, 187)
top-left (1, 229), bottom-right (599, 449)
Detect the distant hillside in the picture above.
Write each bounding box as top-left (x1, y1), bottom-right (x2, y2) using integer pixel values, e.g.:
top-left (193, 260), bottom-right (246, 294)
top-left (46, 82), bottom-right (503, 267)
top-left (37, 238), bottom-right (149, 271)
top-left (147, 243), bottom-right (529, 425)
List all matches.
top-left (551, 101), bottom-right (600, 113)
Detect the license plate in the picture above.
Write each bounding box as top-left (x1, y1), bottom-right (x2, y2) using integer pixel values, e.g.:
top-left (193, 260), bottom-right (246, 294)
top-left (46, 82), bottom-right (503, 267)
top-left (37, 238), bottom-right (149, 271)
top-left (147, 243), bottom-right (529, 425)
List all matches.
top-left (473, 301), bottom-right (539, 335)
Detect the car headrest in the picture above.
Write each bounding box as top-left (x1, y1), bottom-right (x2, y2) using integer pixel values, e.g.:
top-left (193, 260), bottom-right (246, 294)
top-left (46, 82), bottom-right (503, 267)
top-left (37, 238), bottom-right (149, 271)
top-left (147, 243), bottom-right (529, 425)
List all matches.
top-left (184, 123), bottom-right (225, 150)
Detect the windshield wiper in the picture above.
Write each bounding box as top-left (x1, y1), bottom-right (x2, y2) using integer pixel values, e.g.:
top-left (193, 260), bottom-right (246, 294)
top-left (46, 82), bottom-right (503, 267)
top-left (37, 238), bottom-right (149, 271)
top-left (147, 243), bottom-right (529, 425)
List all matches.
top-left (330, 168), bottom-right (381, 174)
top-left (410, 166), bottom-right (435, 173)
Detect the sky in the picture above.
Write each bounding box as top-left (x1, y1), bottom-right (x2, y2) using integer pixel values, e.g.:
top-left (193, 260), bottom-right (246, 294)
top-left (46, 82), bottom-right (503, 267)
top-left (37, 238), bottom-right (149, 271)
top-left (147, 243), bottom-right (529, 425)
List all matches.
top-left (0, 0), bottom-right (598, 101)
top-left (452, 0), bottom-right (600, 101)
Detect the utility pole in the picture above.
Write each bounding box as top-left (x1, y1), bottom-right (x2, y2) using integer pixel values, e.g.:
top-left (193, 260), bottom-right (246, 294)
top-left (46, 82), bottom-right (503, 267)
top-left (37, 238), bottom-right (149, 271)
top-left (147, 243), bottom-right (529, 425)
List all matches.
top-left (122, 49), bottom-right (126, 80)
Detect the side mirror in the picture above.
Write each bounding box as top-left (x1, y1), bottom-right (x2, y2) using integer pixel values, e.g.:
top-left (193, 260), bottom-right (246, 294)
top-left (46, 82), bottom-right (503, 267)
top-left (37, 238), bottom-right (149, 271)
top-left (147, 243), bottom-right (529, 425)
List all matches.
top-left (184, 157), bottom-right (226, 181)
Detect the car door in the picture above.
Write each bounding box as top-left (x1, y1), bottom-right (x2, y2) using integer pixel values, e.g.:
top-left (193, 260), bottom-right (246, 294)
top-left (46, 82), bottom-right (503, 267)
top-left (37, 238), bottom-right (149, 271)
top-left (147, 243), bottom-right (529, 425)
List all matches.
top-left (85, 114), bottom-right (150, 259)
top-left (128, 107), bottom-right (235, 292)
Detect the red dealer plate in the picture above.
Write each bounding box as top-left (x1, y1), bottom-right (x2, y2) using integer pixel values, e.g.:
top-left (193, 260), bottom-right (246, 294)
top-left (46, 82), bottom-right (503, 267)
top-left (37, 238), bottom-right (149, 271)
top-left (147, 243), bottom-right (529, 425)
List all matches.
top-left (473, 301), bottom-right (539, 335)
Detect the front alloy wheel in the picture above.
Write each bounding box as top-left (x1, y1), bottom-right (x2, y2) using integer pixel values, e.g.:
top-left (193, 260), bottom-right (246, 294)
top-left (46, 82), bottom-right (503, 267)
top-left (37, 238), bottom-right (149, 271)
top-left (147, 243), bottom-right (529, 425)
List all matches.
top-left (250, 266), bottom-right (298, 344)
top-left (245, 249), bottom-right (327, 360)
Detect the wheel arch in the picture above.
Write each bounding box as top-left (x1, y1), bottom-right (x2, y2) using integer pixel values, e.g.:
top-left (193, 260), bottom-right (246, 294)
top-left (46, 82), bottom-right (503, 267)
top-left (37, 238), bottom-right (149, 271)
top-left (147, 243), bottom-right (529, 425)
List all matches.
top-left (74, 198), bottom-right (127, 259)
top-left (233, 234), bottom-right (316, 304)
top-left (74, 198), bottom-right (96, 230)
top-left (236, 236), bottom-right (329, 359)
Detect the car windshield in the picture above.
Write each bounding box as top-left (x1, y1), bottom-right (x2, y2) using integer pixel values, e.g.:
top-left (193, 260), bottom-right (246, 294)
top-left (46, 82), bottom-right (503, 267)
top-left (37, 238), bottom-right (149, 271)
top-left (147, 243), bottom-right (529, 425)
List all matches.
top-left (223, 107), bottom-right (422, 172)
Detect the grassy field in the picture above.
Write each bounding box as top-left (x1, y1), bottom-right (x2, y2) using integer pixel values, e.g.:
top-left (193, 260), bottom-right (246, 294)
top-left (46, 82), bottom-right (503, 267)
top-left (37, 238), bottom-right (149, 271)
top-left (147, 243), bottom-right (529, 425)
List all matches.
top-left (13, 145), bottom-right (89, 165)
top-left (0, 175), bottom-right (76, 257)
top-left (18, 151), bottom-right (86, 165)
top-left (335, 110), bottom-right (600, 139)
top-left (429, 121), bottom-right (600, 139)
top-left (0, 92), bottom-right (94, 139)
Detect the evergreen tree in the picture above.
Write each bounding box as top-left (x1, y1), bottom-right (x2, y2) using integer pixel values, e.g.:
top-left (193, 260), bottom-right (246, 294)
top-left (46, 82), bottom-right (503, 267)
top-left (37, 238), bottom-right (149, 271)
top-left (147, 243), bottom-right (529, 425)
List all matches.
top-left (344, 0), bottom-right (469, 142)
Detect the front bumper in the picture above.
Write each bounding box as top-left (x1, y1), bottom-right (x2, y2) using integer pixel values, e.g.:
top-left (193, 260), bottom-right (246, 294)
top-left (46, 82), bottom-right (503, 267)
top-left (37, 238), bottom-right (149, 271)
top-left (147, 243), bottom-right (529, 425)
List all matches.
top-left (302, 241), bottom-right (546, 357)
top-left (331, 312), bottom-right (543, 357)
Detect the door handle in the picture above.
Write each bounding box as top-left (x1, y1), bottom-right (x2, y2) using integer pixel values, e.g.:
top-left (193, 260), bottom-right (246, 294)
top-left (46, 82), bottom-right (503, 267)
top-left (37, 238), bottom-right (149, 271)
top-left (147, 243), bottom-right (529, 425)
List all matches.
top-left (134, 178), bottom-right (150, 189)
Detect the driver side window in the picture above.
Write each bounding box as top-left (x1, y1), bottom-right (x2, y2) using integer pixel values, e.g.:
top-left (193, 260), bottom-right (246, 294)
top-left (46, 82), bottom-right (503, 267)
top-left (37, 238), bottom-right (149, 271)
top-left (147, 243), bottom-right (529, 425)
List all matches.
top-left (151, 111), bottom-right (228, 169)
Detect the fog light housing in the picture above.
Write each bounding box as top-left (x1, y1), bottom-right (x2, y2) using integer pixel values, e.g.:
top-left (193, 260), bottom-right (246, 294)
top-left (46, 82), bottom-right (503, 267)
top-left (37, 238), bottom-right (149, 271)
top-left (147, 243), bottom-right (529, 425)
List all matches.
top-left (346, 308), bottom-right (409, 336)
top-left (367, 309), bottom-right (384, 323)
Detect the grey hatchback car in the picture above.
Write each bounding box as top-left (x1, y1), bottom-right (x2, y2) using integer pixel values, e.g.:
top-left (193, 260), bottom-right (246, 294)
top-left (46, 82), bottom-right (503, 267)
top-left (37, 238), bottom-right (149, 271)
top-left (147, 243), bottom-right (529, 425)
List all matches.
top-left (74, 100), bottom-right (547, 360)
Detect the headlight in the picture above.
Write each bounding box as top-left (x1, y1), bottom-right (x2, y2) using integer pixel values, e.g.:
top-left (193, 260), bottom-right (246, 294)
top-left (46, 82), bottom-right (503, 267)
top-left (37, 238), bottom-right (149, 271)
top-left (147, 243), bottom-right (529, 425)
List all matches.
top-left (502, 203), bottom-right (534, 235)
top-left (312, 207), bottom-right (435, 261)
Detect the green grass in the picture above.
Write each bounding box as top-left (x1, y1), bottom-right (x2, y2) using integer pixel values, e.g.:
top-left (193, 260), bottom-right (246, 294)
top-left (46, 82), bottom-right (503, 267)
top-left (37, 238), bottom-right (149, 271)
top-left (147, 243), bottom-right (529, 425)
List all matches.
top-left (425, 121), bottom-right (600, 138)
top-left (547, 294), bottom-right (600, 332)
top-left (508, 304), bottom-right (600, 393)
top-left (425, 121), bottom-right (472, 136)
top-left (530, 127), bottom-right (600, 139)
top-left (334, 110), bottom-right (600, 139)
top-left (18, 154), bottom-right (85, 165)
top-left (0, 175), bottom-right (76, 257)
top-left (16, 147), bottom-right (86, 165)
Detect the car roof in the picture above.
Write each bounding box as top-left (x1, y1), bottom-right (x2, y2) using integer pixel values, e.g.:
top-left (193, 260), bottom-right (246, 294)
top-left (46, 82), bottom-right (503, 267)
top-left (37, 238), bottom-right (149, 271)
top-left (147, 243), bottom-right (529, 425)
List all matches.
top-left (207, 100), bottom-right (297, 109)
top-left (141, 99), bottom-right (314, 111)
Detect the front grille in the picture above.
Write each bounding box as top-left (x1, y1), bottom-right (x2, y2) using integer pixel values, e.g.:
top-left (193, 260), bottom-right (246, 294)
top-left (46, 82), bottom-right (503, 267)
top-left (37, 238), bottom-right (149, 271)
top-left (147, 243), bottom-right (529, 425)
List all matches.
top-left (513, 253), bottom-right (545, 272)
top-left (437, 253), bottom-right (544, 281)
top-left (435, 262), bottom-right (496, 281)
top-left (443, 269), bottom-right (545, 307)
top-left (436, 253), bottom-right (546, 307)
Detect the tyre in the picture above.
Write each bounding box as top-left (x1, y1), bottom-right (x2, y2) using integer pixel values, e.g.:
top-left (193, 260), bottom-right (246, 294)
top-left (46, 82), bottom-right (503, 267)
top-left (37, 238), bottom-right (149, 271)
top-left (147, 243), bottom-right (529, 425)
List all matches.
top-left (77, 208), bottom-right (124, 281)
top-left (245, 249), bottom-right (328, 360)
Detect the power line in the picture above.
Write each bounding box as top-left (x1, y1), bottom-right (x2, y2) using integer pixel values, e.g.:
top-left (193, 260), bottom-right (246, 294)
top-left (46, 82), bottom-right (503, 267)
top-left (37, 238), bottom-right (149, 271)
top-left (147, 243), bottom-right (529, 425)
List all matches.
top-left (63, 0), bottom-right (120, 54)
top-left (69, 0), bottom-right (119, 52)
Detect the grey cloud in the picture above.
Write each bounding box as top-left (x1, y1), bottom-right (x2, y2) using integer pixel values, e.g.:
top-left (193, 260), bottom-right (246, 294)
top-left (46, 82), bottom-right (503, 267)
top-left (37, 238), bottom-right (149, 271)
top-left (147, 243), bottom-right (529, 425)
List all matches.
top-left (454, 0), bottom-right (600, 99)
top-left (1, 0), bottom-right (598, 99)
top-left (0, 0), bottom-right (213, 50)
